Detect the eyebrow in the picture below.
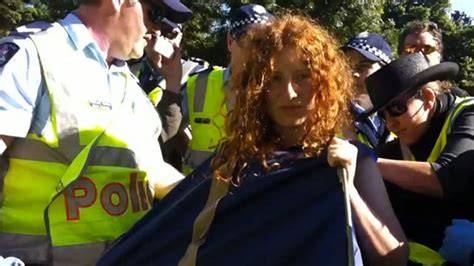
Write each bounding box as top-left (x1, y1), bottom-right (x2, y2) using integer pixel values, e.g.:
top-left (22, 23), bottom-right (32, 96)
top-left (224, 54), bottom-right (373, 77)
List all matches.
top-left (273, 67), bottom-right (309, 73)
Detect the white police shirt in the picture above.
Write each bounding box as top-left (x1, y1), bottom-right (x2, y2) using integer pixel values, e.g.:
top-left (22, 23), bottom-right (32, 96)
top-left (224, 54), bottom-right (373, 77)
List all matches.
top-left (0, 13), bottom-right (130, 139)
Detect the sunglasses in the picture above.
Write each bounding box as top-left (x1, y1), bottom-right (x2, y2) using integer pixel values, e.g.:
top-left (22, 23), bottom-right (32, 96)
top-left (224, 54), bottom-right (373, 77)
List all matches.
top-left (403, 44), bottom-right (438, 55)
top-left (378, 90), bottom-right (423, 121)
top-left (149, 9), bottom-right (181, 40)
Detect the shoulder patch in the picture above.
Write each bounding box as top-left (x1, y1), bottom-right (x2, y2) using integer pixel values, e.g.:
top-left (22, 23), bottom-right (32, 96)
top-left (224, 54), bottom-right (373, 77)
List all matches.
top-left (0, 42), bottom-right (20, 67)
top-left (190, 66), bottom-right (214, 76)
top-left (188, 57), bottom-right (210, 66)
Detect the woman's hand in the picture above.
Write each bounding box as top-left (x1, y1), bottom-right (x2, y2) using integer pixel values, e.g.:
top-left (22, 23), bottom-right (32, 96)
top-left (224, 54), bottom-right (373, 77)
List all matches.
top-left (327, 137), bottom-right (358, 185)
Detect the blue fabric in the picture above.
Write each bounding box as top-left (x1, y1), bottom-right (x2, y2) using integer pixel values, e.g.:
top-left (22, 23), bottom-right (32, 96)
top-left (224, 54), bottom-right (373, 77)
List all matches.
top-left (353, 102), bottom-right (390, 148)
top-left (343, 32), bottom-right (392, 64)
top-left (99, 151), bottom-right (363, 266)
top-left (439, 220), bottom-right (474, 266)
top-left (229, 4), bottom-right (274, 36)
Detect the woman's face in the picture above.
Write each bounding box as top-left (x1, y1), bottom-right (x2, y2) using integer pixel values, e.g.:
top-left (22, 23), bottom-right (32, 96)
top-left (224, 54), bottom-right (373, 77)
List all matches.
top-left (265, 47), bottom-right (316, 130)
top-left (345, 49), bottom-right (382, 94)
top-left (382, 91), bottom-right (431, 145)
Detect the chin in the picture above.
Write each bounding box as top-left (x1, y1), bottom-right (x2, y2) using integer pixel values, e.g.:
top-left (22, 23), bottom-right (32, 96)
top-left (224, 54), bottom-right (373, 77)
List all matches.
top-left (128, 49), bottom-right (145, 60)
top-left (278, 119), bottom-right (306, 128)
top-left (399, 136), bottom-right (417, 146)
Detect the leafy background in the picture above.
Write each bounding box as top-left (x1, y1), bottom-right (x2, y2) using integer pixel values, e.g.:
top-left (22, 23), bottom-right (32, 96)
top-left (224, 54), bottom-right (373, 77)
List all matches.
top-left (1, 0), bottom-right (472, 92)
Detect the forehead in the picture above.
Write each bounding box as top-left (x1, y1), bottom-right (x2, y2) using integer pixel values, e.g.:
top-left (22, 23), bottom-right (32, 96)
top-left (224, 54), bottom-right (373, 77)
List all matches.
top-left (344, 49), bottom-right (373, 64)
top-left (404, 31), bottom-right (438, 46)
top-left (272, 47), bottom-right (306, 69)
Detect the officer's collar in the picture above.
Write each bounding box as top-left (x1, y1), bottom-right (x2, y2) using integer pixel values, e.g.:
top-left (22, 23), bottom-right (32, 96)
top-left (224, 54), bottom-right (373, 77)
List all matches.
top-left (61, 13), bottom-right (96, 53)
top-left (224, 66), bottom-right (231, 82)
top-left (61, 12), bottom-right (110, 68)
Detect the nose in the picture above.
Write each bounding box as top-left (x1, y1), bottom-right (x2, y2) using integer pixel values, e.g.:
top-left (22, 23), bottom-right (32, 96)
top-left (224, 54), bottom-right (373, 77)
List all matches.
top-left (285, 81), bottom-right (298, 100)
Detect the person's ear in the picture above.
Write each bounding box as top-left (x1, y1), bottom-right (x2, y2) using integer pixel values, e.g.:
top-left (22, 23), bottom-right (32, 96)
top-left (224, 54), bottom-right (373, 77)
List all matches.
top-left (422, 86), bottom-right (436, 111)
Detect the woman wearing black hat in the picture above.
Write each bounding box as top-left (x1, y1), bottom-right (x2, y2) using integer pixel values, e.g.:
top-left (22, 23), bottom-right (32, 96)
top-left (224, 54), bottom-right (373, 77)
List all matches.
top-left (364, 52), bottom-right (474, 264)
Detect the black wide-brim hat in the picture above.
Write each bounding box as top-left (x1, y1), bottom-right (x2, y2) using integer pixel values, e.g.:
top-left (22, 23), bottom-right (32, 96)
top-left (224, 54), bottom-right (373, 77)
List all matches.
top-left (363, 52), bottom-right (459, 117)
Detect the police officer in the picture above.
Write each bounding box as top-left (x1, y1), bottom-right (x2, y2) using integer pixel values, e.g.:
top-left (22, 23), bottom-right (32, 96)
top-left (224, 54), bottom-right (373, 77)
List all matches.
top-left (398, 20), bottom-right (469, 97)
top-left (342, 32), bottom-right (393, 148)
top-left (364, 52), bottom-right (474, 265)
top-left (183, 4), bottom-right (274, 175)
top-left (130, 4), bottom-right (211, 171)
top-left (130, 0), bottom-right (198, 172)
top-left (0, 0), bottom-right (189, 264)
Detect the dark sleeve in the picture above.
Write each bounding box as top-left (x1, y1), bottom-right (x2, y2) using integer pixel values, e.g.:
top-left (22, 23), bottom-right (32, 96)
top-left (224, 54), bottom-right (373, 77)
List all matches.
top-left (376, 139), bottom-right (402, 160)
top-left (433, 106), bottom-right (474, 198)
top-left (435, 150), bottom-right (474, 202)
top-left (349, 140), bottom-right (377, 161)
top-left (158, 90), bottom-right (183, 143)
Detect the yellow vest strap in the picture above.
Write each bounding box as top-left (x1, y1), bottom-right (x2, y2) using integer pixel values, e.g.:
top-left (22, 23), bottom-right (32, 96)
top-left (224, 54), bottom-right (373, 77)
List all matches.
top-left (178, 176), bottom-right (230, 266)
top-left (409, 242), bottom-right (446, 265)
top-left (148, 86), bottom-right (163, 106)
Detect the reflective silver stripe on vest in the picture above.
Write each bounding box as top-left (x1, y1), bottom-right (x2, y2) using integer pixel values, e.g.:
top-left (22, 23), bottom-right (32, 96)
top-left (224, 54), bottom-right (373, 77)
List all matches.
top-left (194, 72), bottom-right (210, 112)
top-left (185, 149), bottom-right (215, 169)
top-left (0, 232), bottom-right (109, 265)
top-left (0, 233), bottom-right (49, 264)
top-left (8, 138), bottom-right (71, 164)
top-left (57, 113), bottom-right (80, 161)
top-left (89, 146), bottom-right (138, 168)
top-left (7, 138), bottom-right (138, 168)
top-left (52, 242), bottom-right (110, 266)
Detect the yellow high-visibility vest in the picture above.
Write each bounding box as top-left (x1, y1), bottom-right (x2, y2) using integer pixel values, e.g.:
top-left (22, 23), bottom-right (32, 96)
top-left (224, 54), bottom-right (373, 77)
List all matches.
top-left (183, 67), bottom-right (226, 175)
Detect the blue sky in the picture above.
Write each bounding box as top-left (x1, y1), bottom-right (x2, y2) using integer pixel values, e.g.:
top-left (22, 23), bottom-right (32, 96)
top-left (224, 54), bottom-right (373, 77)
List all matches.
top-left (450, 0), bottom-right (474, 17)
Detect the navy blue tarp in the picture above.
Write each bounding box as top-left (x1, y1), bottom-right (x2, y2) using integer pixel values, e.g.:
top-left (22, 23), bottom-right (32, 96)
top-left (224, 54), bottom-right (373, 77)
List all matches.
top-left (98, 151), bottom-right (362, 266)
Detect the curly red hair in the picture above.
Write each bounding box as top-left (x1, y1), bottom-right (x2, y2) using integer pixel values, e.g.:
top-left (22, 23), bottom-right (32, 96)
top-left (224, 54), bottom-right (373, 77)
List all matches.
top-left (211, 15), bottom-right (354, 184)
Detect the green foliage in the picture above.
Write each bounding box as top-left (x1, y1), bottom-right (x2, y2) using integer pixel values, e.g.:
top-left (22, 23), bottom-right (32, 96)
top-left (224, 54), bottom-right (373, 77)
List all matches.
top-left (180, 0), bottom-right (228, 66)
top-left (0, 0), bottom-right (58, 36)
top-left (1, 0), bottom-right (472, 91)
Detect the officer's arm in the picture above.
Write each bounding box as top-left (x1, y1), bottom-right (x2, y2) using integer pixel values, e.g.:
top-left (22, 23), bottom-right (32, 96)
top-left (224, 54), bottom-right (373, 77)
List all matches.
top-left (158, 89), bottom-right (183, 143)
top-left (0, 39), bottom-right (42, 153)
top-left (377, 159), bottom-right (442, 197)
top-left (151, 161), bottom-right (184, 198)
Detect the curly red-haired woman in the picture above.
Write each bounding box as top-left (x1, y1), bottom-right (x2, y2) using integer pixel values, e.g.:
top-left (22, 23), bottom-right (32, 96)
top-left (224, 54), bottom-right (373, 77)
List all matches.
top-left (211, 15), bottom-right (408, 265)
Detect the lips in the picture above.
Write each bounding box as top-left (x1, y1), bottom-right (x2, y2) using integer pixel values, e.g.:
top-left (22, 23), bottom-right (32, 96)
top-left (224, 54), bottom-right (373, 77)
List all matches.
top-left (280, 105), bottom-right (303, 111)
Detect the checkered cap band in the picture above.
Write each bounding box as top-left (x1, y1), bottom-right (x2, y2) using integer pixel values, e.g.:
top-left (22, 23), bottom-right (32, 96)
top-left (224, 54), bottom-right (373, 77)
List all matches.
top-left (348, 39), bottom-right (391, 65)
top-left (230, 16), bottom-right (271, 31)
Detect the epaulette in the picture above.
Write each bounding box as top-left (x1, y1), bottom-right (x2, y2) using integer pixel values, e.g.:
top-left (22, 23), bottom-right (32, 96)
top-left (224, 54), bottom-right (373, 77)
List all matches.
top-left (187, 56), bottom-right (210, 66)
top-left (188, 66), bottom-right (219, 78)
top-left (10, 21), bottom-right (52, 38)
top-left (0, 21), bottom-right (52, 67)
